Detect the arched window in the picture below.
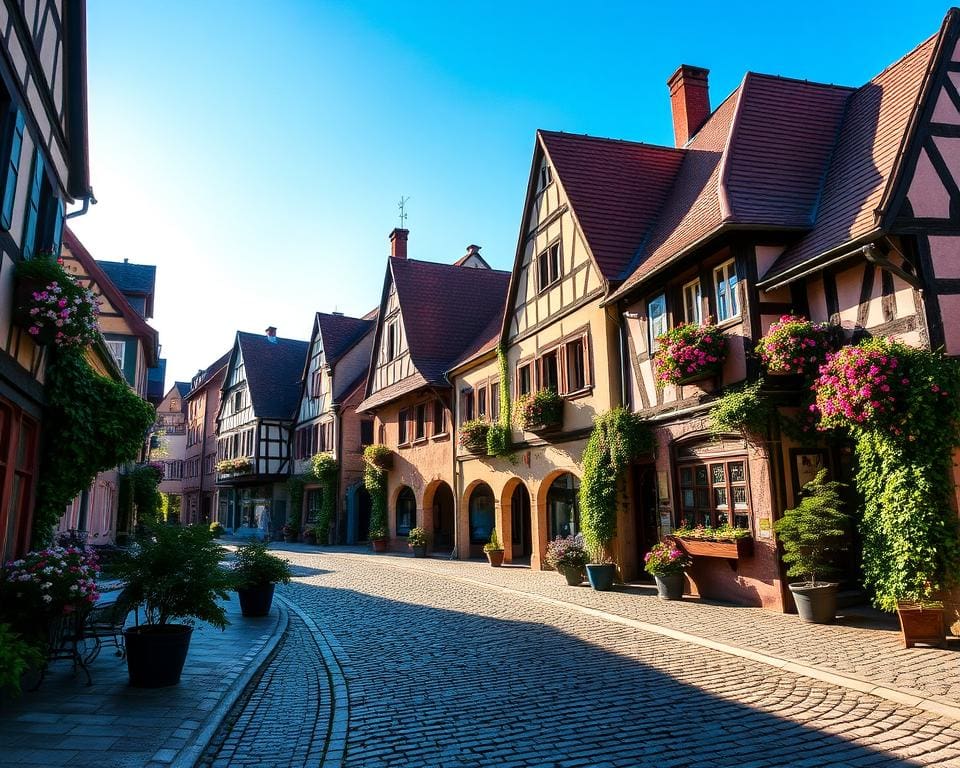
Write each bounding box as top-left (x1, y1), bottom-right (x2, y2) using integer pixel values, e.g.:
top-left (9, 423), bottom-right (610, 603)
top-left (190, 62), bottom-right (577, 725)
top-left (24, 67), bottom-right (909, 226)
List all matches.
top-left (395, 486), bottom-right (416, 537)
top-left (468, 483), bottom-right (495, 545)
top-left (547, 473), bottom-right (580, 539)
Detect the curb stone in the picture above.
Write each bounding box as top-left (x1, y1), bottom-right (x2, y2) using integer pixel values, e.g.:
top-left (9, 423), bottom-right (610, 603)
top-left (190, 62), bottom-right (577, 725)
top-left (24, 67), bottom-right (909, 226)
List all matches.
top-left (167, 600), bottom-right (289, 768)
top-left (275, 593), bottom-right (350, 768)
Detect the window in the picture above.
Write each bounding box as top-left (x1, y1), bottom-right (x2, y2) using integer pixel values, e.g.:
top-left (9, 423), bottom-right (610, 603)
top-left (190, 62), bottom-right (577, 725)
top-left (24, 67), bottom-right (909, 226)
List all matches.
top-left (537, 242), bottom-right (562, 292)
top-left (460, 390), bottom-right (475, 422)
top-left (432, 401), bottom-right (445, 435)
top-left (360, 420), bottom-right (374, 447)
top-left (105, 340), bottom-right (125, 370)
top-left (306, 488), bottom-right (322, 524)
top-left (538, 349), bottom-right (559, 392)
top-left (0, 107), bottom-right (24, 231)
top-left (547, 473), bottom-right (580, 539)
top-left (490, 384), bottom-right (500, 422)
top-left (170, 399), bottom-right (179, 412)
top-left (386, 322), bottom-right (398, 361)
top-left (233, 391), bottom-right (243, 412)
top-left (678, 458), bottom-right (750, 529)
top-left (21, 148), bottom-right (61, 260)
top-left (648, 294), bottom-right (667, 350)
top-left (566, 337), bottom-right (587, 393)
top-left (517, 362), bottom-right (533, 397)
top-left (396, 486), bottom-right (416, 536)
top-left (477, 387), bottom-right (488, 419)
top-left (468, 483), bottom-right (495, 545)
top-left (537, 159), bottom-right (553, 192)
top-left (415, 403), bottom-right (427, 440)
top-left (311, 368), bottom-right (323, 398)
top-left (398, 409), bottom-right (409, 444)
top-left (683, 279), bottom-right (703, 325)
top-left (714, 260), bottom-right (740, 322)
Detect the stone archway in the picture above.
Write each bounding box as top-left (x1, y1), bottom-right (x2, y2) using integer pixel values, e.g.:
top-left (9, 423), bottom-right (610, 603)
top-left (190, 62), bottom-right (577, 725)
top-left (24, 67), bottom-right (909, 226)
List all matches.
top-left (461, 480), bottom-right (496, 559)
top-left (499, 478), bottom-right (532, 564)
top-left (423, 479), bottom-right (455, 552)
top-left (533, 470), bottom-right (582, 570)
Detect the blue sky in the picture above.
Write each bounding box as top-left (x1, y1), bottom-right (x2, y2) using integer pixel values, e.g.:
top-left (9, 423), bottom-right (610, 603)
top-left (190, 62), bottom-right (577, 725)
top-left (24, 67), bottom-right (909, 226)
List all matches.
top-left (68, 1), bottom-right (951, 386)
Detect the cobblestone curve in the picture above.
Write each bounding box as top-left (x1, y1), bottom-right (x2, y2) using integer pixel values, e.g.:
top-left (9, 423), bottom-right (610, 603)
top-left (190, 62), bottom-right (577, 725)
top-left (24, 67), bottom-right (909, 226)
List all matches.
top-left (197, 613), bottom-right (331, 768)
top-left (279, 550), bottom-right (960, 768)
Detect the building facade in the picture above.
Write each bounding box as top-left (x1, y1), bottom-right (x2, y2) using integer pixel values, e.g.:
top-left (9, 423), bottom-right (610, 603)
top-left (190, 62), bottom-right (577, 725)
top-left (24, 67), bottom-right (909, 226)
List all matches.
top-left (153, 381), bottom-right (190, 518)
top-left (182, 352), bottom-right (229, 526)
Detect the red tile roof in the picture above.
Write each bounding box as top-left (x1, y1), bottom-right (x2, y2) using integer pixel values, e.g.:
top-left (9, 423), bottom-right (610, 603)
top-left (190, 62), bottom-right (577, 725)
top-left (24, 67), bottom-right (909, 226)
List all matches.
top-left (760, 32), bottom-right (940, 285)
top-left (538, 131), bottom-right (685, 282)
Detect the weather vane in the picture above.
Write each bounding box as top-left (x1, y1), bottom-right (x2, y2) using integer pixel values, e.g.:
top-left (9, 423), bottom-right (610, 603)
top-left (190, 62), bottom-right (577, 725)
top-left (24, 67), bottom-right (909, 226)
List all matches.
top-left (398, 196), bottom-right (409, 229)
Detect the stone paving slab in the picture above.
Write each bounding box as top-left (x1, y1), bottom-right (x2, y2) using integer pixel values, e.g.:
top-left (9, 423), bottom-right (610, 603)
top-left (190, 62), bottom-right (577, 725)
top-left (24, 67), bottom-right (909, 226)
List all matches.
top-left (277, 545), bottom-right (960, 707)
top-left (270, 548), bottom-right (960, 768)
top-left (0, 593), bottom-right (286, 768)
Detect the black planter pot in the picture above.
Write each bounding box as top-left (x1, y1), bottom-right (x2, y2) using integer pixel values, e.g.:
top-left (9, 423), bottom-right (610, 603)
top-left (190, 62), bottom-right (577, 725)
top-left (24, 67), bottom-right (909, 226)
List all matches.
top-left (789, 582), bottom-right (838, 623)
top-left (237, 583), bottom-right (276, 617)
top-left (585, 563), bottom-right (616, 591)
top-left (124, 625), bottom-right (193, 688)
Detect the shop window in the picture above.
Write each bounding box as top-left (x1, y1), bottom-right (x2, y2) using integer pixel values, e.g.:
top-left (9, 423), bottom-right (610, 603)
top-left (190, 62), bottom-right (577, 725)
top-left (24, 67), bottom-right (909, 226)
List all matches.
top-left (547, 473), bottom-right (580, 539)
top-left (396, 486), bottom-right (416, 536)
top-left (677, 458), bottom-right (750, 528)
top-left (469, 483), bottom-right (495, 544)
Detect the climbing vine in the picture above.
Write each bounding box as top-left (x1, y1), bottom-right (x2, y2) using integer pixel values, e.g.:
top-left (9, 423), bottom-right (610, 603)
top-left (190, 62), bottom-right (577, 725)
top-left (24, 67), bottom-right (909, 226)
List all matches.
top-left (363, 444), bottom-right (389, 539)
top-left (33, 349), bottom-right (155, 546)
top-left (812, 339), bottom-right (960, 610)
top-left (486, 343), bottom-right (513, 458)
top-left (708, 379), bottom-right (773, 442)
top-left (579, 408), bottom-right (653, 561)
top-left (311, 453), bottom-right (339, 544)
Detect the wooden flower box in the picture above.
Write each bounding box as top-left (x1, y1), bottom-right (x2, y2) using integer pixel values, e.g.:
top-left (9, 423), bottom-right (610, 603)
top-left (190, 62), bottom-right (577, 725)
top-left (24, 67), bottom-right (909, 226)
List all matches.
top-left (897, 602), bottom-right (946, 649)
top-left (525, 418), bottom-right (562, 434)
top-left (676, 365), bottom-right (722, 386)
top-left (671, 535), bottom-right (753, 560)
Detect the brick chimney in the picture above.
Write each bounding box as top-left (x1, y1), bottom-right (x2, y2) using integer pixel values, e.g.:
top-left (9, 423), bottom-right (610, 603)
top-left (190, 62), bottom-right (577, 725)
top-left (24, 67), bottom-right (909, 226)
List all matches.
top-left (667, 65), bottom-right (710, 147)
top-left (389, 228), bottom-right (409, 260)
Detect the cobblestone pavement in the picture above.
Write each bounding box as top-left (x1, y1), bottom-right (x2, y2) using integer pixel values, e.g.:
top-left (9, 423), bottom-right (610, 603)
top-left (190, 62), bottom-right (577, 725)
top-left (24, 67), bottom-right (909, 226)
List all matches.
top-left (220, 548), bottom-right (960, 768)
top-left (198, 613), bottom-right (331, 768)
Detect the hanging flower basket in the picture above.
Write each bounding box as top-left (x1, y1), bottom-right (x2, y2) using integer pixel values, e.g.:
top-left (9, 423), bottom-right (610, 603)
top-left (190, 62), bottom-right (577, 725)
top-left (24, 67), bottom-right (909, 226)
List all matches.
top-left (363, 444), bottom-right (393, 471)
top-left (14, 255), bottom-right (100, 348)
top-left (654, 322), bottom-right (726, 387)
top-left (756, 315), bottom-right (841, 378)
top-left (514, 389), bottom-right (563, 432)
top-left (459, 419), bottom-right (490, 453)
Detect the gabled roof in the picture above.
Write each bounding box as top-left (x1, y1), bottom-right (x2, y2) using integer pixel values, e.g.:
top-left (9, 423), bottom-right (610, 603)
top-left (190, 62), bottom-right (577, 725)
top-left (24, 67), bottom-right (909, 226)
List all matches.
top-left (539, 131), bottom-right (685, 282)
top-left (235, 332), bottom-right (309, 420)
top-left (760, 30), bottom-right (942, 286)
top-left (174, 381), bottom-right (191, 398)
top-left (96, 259), bottom-right (156, 297)
top-left (359, 257), bottom-right (510, 411)
top-left (316, 312), bottom-right (375, 366)
top-left (188, 351), bottom-right (230, 398)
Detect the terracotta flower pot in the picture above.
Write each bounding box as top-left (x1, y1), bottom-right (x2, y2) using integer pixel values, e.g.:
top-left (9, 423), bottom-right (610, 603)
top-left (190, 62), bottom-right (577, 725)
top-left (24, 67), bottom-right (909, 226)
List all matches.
top-left (485, 549), bottom-right (504, 567)
top-left (897, 602), bottom-right (946, 649)
top-left (372, 538), bottom-right (388, 553)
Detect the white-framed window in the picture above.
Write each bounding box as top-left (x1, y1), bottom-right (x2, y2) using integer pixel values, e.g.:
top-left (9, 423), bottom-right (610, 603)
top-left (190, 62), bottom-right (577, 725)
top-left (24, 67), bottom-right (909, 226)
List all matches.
top-left (714, 260), bottom-right (740, 322)
top-left (537, 242), bottom-right (562, 292)
top-left (537, 159), bottom-right (553, 193)
top-left (683, 279), bottom-right (702, 325)
top-left (106, 340), bottom-right (125, 369)
top-left (647, 294), bottom-right (667, 350)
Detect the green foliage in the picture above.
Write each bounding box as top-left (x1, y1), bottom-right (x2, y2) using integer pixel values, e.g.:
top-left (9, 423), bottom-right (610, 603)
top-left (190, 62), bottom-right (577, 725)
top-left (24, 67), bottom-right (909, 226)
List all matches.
top-left (514, 388), bottom-right (563, 430)
top-left (160, 493), bottom-right (182, 523)
top-left (812, 341), bottom-right (960, 610)
top-left (483, 528), bottom-right (503, 553)
top-left (672, 523), bottom-right (752, 540)
top-left (113, 523), bottom-right (232, 628)
top-left (579, 408), bottom-right (653, 561)
top-left (459, 418), bottom-right (490, 451)
top-left (775, 469), bottom-right (848, 586)
top-left (231, 542), bottom-right (293, 589)
top-left (407, 526), bottom-right (429, 548)
top-left (363, 445), bottom-right (389, 539)
top-left (0, 622), bottom-right (43, 697)
top-left (310, 453), bottom-right (339, 544)
top-left (127, 464), bottom-right (163, 527)
top-left (209, 521), bottom-right (225, 537)
top-left (709, 380), bottom-right (772, 441)
top-left (33, 349), bottom-right (156, 546)
top-left (486, 344), bottom-right (513, 458)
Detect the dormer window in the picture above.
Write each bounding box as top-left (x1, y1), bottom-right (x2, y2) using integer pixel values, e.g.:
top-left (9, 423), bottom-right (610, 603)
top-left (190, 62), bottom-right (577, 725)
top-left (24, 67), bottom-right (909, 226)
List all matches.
top-left (537, 159), bottom-right (553, 193)
top-left (233, 391), bottom-right (243, 412)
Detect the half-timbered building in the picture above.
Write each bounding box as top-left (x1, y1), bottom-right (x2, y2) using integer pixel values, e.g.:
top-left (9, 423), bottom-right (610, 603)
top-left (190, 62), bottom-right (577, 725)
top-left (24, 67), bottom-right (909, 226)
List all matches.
top-left (182, 351), bottom-right (229, 526)
top-left (154, 381), bottom-right (190, 517)
top-left (216, 328), bottom-right (308, 536)
top-left (604, 8), bottom-right (960, 610)
top-left (293, 310), bottom-right (376, 543)
top-left (357, 230), bottom-right (510, 553)
top-left (0, 0), bottom-right (92, 559)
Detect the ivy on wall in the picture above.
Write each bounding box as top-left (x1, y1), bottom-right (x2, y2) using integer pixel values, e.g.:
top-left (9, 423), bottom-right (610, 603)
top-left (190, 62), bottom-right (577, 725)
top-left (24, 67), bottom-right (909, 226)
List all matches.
top-left (486, 343), bottom-right (513, 458)
top-left (32, 349), bottom-right (156, 546)
top-left (363, 444), bottom-right (390, 539)
top-left (311, 453), bottom-right (339, 544)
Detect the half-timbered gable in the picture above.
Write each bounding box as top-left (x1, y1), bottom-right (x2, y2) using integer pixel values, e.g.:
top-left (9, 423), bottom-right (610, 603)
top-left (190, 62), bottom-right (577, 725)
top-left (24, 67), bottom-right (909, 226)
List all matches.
top-left (216, 329), bottom-right (308, 535)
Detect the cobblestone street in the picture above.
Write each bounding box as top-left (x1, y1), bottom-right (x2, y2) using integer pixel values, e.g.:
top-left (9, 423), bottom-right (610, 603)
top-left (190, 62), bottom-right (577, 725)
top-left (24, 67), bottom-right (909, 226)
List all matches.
top-left (207, 549), bottom-right (960, 768)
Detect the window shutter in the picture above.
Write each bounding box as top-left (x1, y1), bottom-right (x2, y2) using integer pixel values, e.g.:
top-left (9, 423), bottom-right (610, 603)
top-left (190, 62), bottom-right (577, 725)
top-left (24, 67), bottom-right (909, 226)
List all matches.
top-left (48, 198), bottom-right (63, 254)
top-left (1, 108), bottom-right (24, 231)
top-left (21, 149), bottom-right (42, 259)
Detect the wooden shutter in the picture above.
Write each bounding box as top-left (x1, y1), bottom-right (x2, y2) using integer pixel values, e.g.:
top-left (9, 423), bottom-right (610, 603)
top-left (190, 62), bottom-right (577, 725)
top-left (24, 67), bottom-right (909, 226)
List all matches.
top-left (0, 108), bottom-right (23, 231)
top-left (21, 149), bottom-right (42, 259)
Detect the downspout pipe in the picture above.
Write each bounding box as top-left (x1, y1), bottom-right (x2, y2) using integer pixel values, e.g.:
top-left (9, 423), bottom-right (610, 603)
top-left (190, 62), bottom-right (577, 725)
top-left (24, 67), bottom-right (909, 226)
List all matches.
top-left (65, 193), bottom-right (96, 220)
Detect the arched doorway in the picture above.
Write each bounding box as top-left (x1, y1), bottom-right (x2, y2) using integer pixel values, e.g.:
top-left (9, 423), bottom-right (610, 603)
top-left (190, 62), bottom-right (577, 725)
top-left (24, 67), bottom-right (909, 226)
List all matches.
top-left (510, 483), bottom-right (532, 560)
top-left (431, 483), bottom-right (455, 551)
top-left (395, 486), bottom-right (416, 537)
top-left (468, 482), bottom-right (495, 557)
top-left (546, 473), bottom-right (580, 540)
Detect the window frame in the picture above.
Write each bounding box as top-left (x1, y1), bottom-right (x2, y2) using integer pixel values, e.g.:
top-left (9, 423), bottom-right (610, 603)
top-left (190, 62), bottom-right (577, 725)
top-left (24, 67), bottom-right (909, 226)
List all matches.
top-left (676, 456), bottom-right (751, 530)
top-left (682, 278), bottom-right (703, 325)
top-left (398, 408), bottom-right (409, 445)
top-left (414, 402), bottom-right (427, 441)
top-left (105, 339), bottom-right (125, 370)
top-left (714, 259), bottom-right (740, 323)
top-left (536, 240), bottom-right (562, 293)
top-left (432, 400), bottom-right (445, 436)
top-left (647, 293), bottom-right (667, 351)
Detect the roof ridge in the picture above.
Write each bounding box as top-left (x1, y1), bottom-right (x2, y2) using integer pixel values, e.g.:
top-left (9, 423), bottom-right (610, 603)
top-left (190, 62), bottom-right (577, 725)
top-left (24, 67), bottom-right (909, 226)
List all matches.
top-left (866, 29), bottom-right (939, 85)
top-left (744, 71), bottom-right (856, 92)
top-left (716, 75), bottom-right (749, 221)
top-left (538, 129), bottom-right (682, 154)
top-left (397, 256), bottom-right (512, 275)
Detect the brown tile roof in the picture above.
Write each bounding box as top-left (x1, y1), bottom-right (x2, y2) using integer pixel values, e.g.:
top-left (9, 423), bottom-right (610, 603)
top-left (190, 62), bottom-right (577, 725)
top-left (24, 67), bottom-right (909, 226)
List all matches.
top-left (236, 332), bottom-right (309, 420)
top-left (315, 312), bottom-right (375, 365)
top-left (538, 131), bottom-right (685, 282)
top-left (448, 312), bottom-right (503, 373)
top-left (358, 257), bottom-right (510, 411)
top-left (760, 32), bottom-right (940, 286)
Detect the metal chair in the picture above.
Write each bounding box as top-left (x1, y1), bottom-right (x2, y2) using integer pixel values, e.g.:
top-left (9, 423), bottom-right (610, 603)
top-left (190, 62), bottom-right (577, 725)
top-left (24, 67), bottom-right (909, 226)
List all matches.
top-left (82, 587), bottom-right (138, 664)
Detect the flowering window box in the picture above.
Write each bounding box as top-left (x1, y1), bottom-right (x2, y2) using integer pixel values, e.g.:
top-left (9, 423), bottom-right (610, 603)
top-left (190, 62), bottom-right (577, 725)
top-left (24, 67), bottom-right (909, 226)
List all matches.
top-left (670, 535), bottom-right (753, 560)
top-left (654, 323), bottom-right (727, 388)
top-left (514, 389), bottom-right (563, 433)
top-left (216, 458), bottom-right (253, 477)
top-left (459, 419), bottom-right (490, 454)
top-left (676, 364), bottom-right (722, 386)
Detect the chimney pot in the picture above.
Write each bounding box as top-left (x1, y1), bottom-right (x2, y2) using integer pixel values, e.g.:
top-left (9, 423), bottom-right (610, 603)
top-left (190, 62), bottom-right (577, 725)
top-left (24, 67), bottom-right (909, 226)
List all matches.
top-left (667, 65), bottom-right (711, 147)
top-left (389, 228), bottom-right (409, 260)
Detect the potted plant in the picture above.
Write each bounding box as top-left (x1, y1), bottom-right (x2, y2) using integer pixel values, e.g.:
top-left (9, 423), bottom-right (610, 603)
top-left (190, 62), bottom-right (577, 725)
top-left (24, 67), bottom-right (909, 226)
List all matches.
top-left (459, 418), bottom-right (491, 454)
top-left (230, 542), bottom-right (292, 617)
top-left (407, 526), bottom-right (429, 557)
top-left (514, 389), bottom-right (563, 432)
top-left (670, 523), bottom-right (754, 560)
top-left (644, 541), bottom-right (691, 600)
top-left (0, 622), bottom-right (44, 698)
top-left (113, 524), bottom-right (233, 688)
top-left (483, 528), bottom-right (504, 567)
top-left (774, 468), bottom-right (849, 623)
top-left (653, 321), bottom-right (727, 387)
top-left (544, 534), bottom-right (588, 586)
top-left (13, 253), bottom-right (100, 348)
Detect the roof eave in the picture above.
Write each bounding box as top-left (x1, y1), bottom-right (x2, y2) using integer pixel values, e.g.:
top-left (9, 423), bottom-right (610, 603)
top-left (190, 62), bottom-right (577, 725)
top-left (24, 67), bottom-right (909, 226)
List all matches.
top-left (757, 228), bottom-right (883, 291)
